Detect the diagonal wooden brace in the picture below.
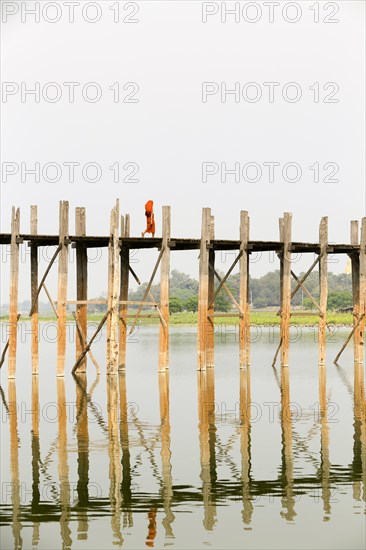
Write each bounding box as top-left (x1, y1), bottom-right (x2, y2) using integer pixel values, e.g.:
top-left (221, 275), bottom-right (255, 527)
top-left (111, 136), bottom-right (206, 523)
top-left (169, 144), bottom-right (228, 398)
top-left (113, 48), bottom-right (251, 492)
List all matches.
top-left (208, 250), bottom-right (243, 309)
top-left (129, 247), bottom-right (165, 335)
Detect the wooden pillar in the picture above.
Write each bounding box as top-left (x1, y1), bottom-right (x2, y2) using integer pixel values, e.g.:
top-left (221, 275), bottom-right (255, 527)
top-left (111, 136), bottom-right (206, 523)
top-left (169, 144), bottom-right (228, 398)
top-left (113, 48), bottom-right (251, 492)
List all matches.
top-left (119, 215), bottom-right (130, 371)
top-left (159, 206), bottom-right (171, 372)
top-left (57, 201), bottom-right (69, 377)
top-left (239, 211), bottom-right (250, 369)
top-left (197, 208), bottom-right (211, 371)
top-left (30, 206), bottom-right (39, 375)
top-left (206, 215), bottom-right (215, 368)
top-left (318, 217), bottom-right (328, 365)
top-left (351, 221), bottom-right (360, 362)
top-left (75, 207), bottom-right (88, 373)
top-left (8, 207), bottom-right (20, 379)
top-left (280, 213), bottom-right (292, 367)
top-left (359, 218), bottom-right (366, 364)
top-left (107, 201), bottom-right (120, 375)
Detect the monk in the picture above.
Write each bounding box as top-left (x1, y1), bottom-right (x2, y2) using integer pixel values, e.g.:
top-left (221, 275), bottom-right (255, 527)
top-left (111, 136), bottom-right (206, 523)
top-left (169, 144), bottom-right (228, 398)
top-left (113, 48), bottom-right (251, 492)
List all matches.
top-left (141, 200), bottom-right (155, 237)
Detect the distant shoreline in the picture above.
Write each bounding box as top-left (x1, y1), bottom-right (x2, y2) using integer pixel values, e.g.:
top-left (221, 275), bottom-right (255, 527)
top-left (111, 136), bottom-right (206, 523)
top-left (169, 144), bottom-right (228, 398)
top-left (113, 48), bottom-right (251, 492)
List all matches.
top-left (0, 311), bottom-right (354, 327)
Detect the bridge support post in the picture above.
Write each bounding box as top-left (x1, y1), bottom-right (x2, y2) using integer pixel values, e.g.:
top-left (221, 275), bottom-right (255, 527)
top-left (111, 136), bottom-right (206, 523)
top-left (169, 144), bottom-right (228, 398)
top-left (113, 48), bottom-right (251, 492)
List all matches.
top-left (119, 214), bottom-right (130, 371)
top-left (75, 207), bottom-right (88, 374)
top-left (57, 201), bottom-right (69, 377)
top-left (239, 211), bottom-right (250, 369)
top-left (107, 200), bottom-right (120, 375)
top-left (8, 207), bottom-right (20, 379)
top-left (206, 215), bottom-right (215, 368)
top-left (159, 206), bottom-right (171, 372)
top-left (30, 205), bottom-right (39, 375)
top-left (280, 213), bottom-right (292, 368)
top-left (197, 208), bottom-right (211, 371)
top-left (318, 217), bottom-right (328, 365)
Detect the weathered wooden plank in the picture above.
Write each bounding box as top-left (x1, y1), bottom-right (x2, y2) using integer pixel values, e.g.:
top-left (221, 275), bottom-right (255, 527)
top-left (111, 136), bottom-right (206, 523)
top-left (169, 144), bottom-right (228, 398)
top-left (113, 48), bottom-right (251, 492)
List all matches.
top-left (239, 211), bottom-right (250, 369)
top-left (30, 206), bottom-right (38, 374)
top-left (206, 215), bottom-right (215, 368)
top-left (197, 208), bottom-right (211, 371)
top-left (8, 207), bottom-right (20, 379)
top-left (119, 214), bottom-right (130, 370)
top-left (75, 207), bottom-right (88, 373)
top-left (318, 217), bottom-right (328, 365)
top-left (359, 218), bottom-right (366, 364)
top-left (159, 206), bottom-right (171, 372)
top-left (280, 213), bottom-right (292, 367)
top-left (351, 221), bottom-right (360, 362)
top-left (56, 201), bottom-right (69, 376)
top-left (107, 200), bottom-right (120, 375)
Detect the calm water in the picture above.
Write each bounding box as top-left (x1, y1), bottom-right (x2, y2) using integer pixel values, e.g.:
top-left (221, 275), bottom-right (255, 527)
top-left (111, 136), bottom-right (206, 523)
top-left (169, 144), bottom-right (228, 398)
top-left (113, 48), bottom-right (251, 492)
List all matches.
top-left (0, 324), bottom-right (365, 549)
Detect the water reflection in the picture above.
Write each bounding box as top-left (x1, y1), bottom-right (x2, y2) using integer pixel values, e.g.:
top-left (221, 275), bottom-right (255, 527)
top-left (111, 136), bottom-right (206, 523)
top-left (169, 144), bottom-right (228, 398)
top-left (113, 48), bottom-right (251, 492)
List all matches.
top-left (118, 372), bottom-right (132, 525)
top-left (279, 366), bottom-right (296, 522)
top-left (74, 374), bottom-right (89, 540)
top-left (318, 365), bottom-right (331, 519)
top-left (31, 375), bottom-right (40, 546)
top-left (106, 375), bottom-right (123, 546)
top-left (239, 367), bottom-right (252, 527)
top-left (158, 372), bottom-right (175, 540)
top-left (197, 370), bottom-right (217, 531)
top-left (1, 353), bottom-right (365, 549)
top-left (9, 380), bottom-right (22, 550)
top-left (353, 361), bottom-right (366, 504)
top-left (57, 378), bottom-right (72, 549)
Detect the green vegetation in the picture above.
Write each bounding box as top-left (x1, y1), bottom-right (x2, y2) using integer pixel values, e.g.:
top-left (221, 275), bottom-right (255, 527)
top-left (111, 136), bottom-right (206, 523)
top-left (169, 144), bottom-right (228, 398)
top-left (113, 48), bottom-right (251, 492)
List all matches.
top-left (1, 310), bottom-right (353, 326)
top-left (2, 269), bottom-right (354, 326)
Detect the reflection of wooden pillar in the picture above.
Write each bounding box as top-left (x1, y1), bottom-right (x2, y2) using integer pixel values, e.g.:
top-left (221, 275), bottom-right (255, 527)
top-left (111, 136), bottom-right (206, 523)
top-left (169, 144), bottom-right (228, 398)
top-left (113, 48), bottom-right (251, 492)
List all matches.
top-left (280, 366), bottom-right (296, 521)
top-left (197, 208), bottom-right (211, 371)
top-left (352, 361), bottom-right (366, 502)
top-left (280, 213), bottom-right (292, 367)
top-left (8, 380), bottom-right (22, 548)
top-left (318, 364), bottom-right (330, 518)
top-left (118, 372), bottom-right (133, 527)
top-left (159, 206), bottom-right (171, 372)
top-left (239, 368), bottom-right (253, 526)
top-left (57, 201), bottom-right (69, 377)
top-left (318, 217), bottom-right (328, 365)
top-left (75, 208), bottom-right (88, 373)
top-left (197, 371), bottom-right (216, 530)
top-left (119, 215), bottom-right (130, 371)
top-left (30, 206), bottom-right (39, 375)
top-left (107, 375), bottom-right (122, 544)
top-left (31, 375), bottom-right (40, 546)
top-left (8, 207), bottom-right (20, 379)
top-left (75, 374), bottom-right (89, 540)
top-left (158, 372), bottom-right (175, 538)
top-left (57, 378), bottom-right (72, 548)
top-left (239, 211), bottom-right (250, 369)
top-left (206, 216), bottom-right (215, 368)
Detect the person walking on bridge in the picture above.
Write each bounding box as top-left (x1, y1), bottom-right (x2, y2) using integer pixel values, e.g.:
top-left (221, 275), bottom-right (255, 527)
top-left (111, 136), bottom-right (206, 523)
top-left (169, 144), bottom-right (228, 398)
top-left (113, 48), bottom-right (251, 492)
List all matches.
top-left (141, 200), bottom-right (155, 237)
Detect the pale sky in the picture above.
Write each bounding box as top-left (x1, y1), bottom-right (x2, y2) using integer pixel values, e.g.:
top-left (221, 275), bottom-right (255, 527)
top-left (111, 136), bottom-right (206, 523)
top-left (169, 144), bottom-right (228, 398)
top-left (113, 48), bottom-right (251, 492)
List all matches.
top-left (1, 0), bottom-right (365, 303)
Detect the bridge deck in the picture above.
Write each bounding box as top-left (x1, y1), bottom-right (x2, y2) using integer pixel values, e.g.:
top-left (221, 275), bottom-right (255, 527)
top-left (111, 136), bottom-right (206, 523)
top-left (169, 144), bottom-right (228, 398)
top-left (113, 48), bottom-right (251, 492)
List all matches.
top-left (0, 233), bottom-right (357, 254)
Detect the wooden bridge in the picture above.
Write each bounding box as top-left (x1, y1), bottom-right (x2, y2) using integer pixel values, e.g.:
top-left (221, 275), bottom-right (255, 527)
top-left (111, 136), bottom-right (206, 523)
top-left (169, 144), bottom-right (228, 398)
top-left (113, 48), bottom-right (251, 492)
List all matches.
top-left (0, 200), bottom-right (365, 378)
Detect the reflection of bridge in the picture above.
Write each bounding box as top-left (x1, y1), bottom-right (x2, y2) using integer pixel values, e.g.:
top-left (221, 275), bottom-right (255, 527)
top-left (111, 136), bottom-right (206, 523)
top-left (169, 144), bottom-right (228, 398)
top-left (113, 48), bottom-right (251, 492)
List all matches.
top-left (1, 202), bottom-right (365, 378)
top-left (1, 360), bottom-right (365, 548)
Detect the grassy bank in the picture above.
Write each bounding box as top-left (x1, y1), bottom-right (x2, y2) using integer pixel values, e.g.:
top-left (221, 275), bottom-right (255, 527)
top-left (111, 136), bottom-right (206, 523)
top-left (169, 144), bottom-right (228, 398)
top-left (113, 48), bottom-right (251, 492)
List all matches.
top-left (1, 311), bottom-right (353, 326)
